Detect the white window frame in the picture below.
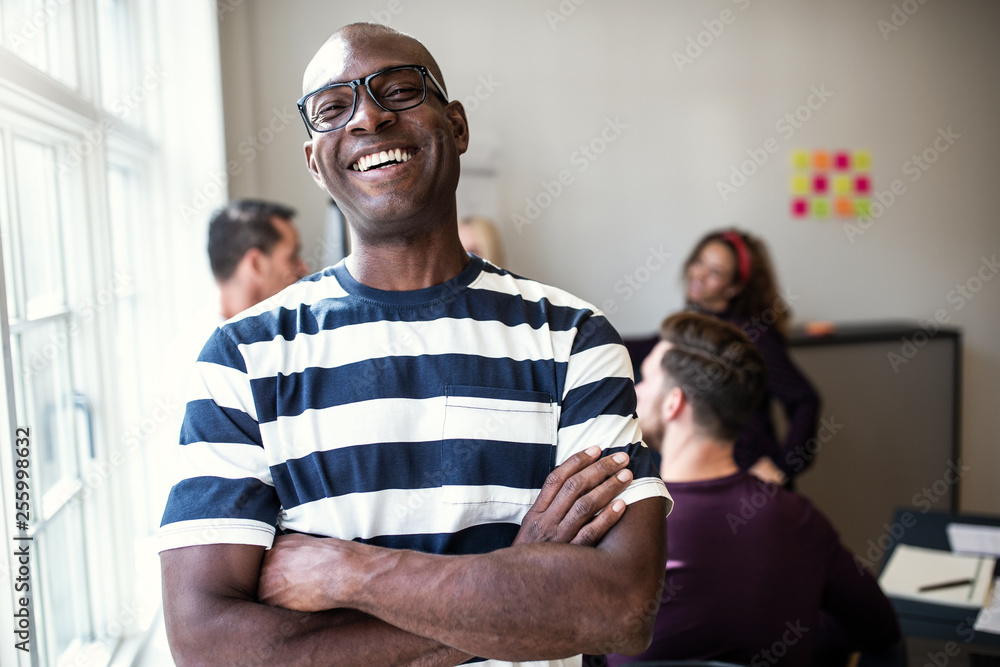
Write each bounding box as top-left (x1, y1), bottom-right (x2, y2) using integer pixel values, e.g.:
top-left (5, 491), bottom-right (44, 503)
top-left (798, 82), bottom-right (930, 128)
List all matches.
top-left (0, 1), bottom-right (228, 665)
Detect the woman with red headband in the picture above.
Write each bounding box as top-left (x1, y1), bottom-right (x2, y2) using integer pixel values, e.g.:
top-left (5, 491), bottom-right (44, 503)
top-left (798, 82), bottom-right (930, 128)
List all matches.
top-left (682, 228), bottom-right (820, 484)
top-left (626, 228), bottom-right (820, 485)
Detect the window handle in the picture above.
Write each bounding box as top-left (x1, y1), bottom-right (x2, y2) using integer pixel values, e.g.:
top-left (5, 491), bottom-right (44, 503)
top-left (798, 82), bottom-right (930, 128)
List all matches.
top-left (74, 392), bottom-right (95, 459)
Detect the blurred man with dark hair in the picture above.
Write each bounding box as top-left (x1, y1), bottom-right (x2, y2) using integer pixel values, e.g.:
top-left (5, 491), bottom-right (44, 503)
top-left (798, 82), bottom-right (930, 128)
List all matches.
top-left (207, 198), bottom-right (309, 319)
top-left (609, 311), bottom-right (899, 666)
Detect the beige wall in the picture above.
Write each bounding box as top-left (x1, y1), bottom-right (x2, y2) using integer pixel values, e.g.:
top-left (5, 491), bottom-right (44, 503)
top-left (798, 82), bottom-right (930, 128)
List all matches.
top-left (216, 0), bottom-right (1000, 513)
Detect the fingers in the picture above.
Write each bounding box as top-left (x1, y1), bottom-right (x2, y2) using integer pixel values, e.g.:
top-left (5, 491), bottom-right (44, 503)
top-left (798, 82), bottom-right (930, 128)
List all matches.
top-left (571, 498), bottom-right (626, 547)
top-left (531, 445), bottom-right (604, 514)
top-left (561, 463), bottom-right (632, 546)
top-left (546, 450), bottom-right (631, 521)
top-left (515, 448), bottom-right (636, 547)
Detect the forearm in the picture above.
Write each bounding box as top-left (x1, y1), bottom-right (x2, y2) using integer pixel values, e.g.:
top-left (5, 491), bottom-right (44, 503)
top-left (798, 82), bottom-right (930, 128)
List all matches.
top-left (161, 545), bottom-right (470, 667)
top-left (340, 499), bottom-right (668, 660)
top-left (761, 336), bottom-right (821, 469)
top-left (165, 595), bottom-right (469, 667)
top-left (781, 395), bottom-right (820, 451)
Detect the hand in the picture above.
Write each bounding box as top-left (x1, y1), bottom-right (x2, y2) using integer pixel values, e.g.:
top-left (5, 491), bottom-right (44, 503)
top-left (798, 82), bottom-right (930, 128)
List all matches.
top-left (748, 456), bottom-right (788, 486)
top-left (513, 445), bottom-right (633, 547)
top-left (259, 533), bottom-right (366, 612)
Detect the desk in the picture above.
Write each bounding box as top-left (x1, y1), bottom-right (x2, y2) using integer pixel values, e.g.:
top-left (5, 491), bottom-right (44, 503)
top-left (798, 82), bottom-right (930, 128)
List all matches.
top-left (882, 510), bottom-right (1000, 664)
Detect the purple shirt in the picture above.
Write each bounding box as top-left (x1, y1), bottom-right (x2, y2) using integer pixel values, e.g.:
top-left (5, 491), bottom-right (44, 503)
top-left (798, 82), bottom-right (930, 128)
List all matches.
top-left (606, 472), bottom-right (899, 666)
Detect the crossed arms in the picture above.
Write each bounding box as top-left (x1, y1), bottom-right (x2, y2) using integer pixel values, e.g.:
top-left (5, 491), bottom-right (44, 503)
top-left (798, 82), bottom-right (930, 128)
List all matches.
top-left (161, 448), bottom-right (667, 666)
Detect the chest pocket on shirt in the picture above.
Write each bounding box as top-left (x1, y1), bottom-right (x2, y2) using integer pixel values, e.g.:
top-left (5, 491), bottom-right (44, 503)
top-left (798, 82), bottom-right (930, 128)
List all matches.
top-left (440, 385), bottom-right (556, 507)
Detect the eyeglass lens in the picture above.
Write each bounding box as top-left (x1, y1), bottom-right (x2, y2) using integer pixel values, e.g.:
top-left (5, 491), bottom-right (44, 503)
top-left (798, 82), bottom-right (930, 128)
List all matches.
top-left (305, 67), bottom-right (426, 131)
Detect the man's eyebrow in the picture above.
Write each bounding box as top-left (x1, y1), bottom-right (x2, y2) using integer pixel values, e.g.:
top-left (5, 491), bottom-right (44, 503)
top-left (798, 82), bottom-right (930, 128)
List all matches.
top-left (310, 77), bottom-right (351, 91)
top-left (308, 63), bottom-right (429, 92)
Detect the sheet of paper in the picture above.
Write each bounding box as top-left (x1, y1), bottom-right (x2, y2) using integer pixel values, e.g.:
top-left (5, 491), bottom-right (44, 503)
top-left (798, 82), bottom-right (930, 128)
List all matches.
top-left (974, 578), bottom-right (1000, 635)
top-left (878, 544), bottom-right (994, 607)
top-left (948, 523), bottom-right (1000, 557)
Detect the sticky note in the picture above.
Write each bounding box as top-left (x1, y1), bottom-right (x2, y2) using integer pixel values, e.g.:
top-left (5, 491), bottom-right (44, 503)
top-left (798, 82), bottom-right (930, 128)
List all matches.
top-left (791, 175), bottom-right (810, 195)
top-left (791, 150), bottom-right (810, 171)
top-left (811, 198), bottom-right (830, 218)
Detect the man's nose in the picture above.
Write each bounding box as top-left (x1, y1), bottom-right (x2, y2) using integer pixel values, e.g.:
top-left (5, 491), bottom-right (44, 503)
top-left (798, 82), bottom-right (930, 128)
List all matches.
top-left (345, 85), bottom-right (395, 133)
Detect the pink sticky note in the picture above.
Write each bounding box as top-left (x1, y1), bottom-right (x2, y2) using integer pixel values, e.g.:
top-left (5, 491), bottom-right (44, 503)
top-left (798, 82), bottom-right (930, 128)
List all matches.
top-left (791, 198), bottom-right (808, 217)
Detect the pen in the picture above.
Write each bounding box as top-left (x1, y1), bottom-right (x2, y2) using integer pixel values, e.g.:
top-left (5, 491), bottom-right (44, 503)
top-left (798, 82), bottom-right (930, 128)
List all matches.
top-left (918, 578), bottom-right (974, 593)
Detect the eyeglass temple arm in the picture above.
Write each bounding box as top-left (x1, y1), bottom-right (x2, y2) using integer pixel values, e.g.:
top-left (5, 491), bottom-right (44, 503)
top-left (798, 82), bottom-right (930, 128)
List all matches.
top-left (423, 68), bottom-right (449, 103)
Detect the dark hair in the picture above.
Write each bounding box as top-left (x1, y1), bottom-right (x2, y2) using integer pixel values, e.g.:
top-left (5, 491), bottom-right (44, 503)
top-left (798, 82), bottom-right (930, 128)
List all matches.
top-left (207, 199), bottom-right (296, 281)
top-left (659, 312), bottom-right (766, 441)
top-left (682, 228), bottom-right (790, 334)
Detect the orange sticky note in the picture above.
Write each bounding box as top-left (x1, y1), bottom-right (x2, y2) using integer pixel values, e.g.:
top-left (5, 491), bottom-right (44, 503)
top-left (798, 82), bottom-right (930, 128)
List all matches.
top-left (834, 197), bottom-right (854, 217)
top-left (812, 150), bottom-right (831, 171)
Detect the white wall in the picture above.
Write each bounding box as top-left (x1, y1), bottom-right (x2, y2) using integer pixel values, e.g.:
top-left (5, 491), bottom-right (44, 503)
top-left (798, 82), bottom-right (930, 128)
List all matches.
top-left (217, 0), bottom-right (1000, 513)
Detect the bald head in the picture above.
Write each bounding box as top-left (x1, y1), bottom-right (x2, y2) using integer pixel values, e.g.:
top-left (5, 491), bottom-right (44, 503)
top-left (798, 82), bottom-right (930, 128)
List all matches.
top-left (302, 22), bottom-right (448, 98)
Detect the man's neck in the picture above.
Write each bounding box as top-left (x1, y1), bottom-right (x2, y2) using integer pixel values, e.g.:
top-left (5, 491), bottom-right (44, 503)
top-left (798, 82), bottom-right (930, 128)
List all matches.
top-left (347, 229), bottom-right (471, 291)
top-left (658, 431), bottom-right (740, 483)
top-left (219, 282), bottom-right (258, 320)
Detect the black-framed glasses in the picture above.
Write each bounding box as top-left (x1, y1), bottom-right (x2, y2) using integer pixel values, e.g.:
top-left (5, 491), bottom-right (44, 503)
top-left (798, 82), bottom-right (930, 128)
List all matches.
top-left (297, 64), bottom-right (449, 136)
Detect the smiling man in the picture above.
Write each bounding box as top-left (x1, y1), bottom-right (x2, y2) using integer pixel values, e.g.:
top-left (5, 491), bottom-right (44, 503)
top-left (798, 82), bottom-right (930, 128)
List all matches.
top-left (159, 23), bottom-right (669, 666)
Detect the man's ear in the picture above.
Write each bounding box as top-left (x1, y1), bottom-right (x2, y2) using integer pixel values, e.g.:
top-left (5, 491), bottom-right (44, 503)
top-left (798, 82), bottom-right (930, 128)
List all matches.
top-left (444, 100), bottom-right (469, 155)
top-left (239, 247), bottom-right (266, 281)
top-left (662, 386), bottom-right (685, 423)
top-left (304, 141), bottom-right (326, 189)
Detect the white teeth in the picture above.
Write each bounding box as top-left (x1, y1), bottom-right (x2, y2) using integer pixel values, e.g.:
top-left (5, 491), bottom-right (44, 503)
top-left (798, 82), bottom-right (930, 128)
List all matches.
top-left (353, 149), bottom-right (414, 172)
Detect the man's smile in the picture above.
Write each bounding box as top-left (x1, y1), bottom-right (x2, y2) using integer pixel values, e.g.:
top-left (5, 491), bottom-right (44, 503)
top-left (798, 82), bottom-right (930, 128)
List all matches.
top-left (351, 147), bottom-right (418, 172)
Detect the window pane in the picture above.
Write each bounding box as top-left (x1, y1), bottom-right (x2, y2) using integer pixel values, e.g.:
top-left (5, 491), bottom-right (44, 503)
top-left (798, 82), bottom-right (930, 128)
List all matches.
top-left (107, 165), bottom-right (141, 422)
top-left (1, 0), bottom-right (79, 88)
top-left (12, 136), bottom-right (67, 318)
top-left (106, 166), bottom-right (133, 280)
top-left (14, 320), bottom-right (79, 499)
top-left (97, 0), bottom-right (142, 123)
top-left (0, 133), bottom-right (18, 319)
top-left (36, 500), bottom-right (91, 663)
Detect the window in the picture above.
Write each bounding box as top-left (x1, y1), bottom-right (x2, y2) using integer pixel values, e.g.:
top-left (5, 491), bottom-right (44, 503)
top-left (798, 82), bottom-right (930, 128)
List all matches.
top-left (0, 0), bottom-right (80, 89)
top-left (0, 129), bottom-right (97, 666)
top-left (0, 2), bottom-right (227, 665)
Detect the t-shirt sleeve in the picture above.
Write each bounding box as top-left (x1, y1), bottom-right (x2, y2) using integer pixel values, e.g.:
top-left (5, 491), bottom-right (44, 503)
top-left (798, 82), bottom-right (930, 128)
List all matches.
top-left (556, 312), bottom-right (672, 515)
top-left (158, 327), bottom-right (280, 552)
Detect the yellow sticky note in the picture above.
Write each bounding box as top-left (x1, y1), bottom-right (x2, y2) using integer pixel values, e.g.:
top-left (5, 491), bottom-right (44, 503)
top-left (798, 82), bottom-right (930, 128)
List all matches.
top-left (790, 175), bottom-right (811, 195)
top-left (791, 150), bottom-right (810, 171)
top-left (833, 175), bottom-right (852, 195)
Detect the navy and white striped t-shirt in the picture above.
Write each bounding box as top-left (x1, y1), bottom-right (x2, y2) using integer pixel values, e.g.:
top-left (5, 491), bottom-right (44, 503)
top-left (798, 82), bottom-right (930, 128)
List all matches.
top-left (159, 256), bottom-right (671, 557)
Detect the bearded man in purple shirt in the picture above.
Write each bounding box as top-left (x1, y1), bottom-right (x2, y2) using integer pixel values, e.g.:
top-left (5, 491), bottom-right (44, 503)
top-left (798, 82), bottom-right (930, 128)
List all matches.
top-left (607, 312), bottom-right (899, 666)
